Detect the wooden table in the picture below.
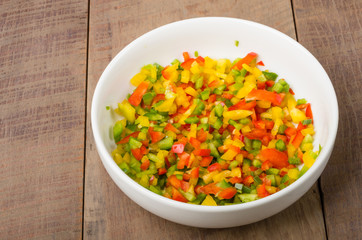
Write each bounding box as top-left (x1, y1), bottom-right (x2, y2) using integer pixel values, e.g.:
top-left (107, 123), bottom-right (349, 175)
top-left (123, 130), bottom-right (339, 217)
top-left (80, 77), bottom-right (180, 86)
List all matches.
top-left (1, 0), bottom-right (361, 239)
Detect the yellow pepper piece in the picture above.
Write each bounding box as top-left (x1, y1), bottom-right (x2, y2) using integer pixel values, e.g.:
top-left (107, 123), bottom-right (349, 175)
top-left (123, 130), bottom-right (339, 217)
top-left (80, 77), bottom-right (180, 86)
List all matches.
top-left (287, 93), bottom-right (297, 110)
top-left (188, 124), bottom-right (197, 139)
top-left (221, 149), bottom-right (238, 161)
top-left (235, 154), bottom-right (244, 163)
top-left (181, 70), bottom-right (190, 83)
top-left (202, 171), bottom-right (219, 184)
top-left (225, 74), bottom-right (234, 84)
top-left (271, 118), bottom-right (283, 136)
top-left (260, 112), bottom-right (273, 120)
top-left (301, 125), bottom-right (315, 136)
top-left (303, 150), bottom-right (316, 168)
top-left (213, 170), bottom-right (231, 183)
top-left (302, 143), bottom-right (314, 151)
top-left (241, 125), bottom-right (251, 134)
top-left (135, 115), bottom-right (150, 127)
top-left (204, 56), bottom-right (217, 69)
top-left (175, 87), bottom-right (190, 108)
top-left (290, 108), bottom-right (307, 123)
top-left (178, 103), bottom-right (197, 124)
top-left (123, 152), bottom-right (131, 163)
top-left (288, 168), bottom-right (300, 179)
top-left (118, 100), bottom-right (136, 123)
top-left (252, 67), bottom-right (262, 78)
top-left (130, 73), bottom-right (147, 86)
top-left (201, 195), bottom-right (217, 206)
top-left (185, 87), bottom-right (198, 97)
top-left (287, 144), bottom-right (296, 158)
top-left (223, 110), bottom-right (253, 120)
top-left (236, 81), bottom-right (256, 99)
top-left (257, 100), bottom-right (271, 109)
top-left (267, 139), bottom-right (277, 149)
top-left (153, 81), bottom-right (165, 94)
top-left (271, 107), bottom-right (283, 121)
top-left (113, 152), bottom-right (123, 164)
top-left (242, 63), bottom-right (253, 73)
top-left (215, 72), bottom-right (227, 79)
top-left (265, 186), bottom-right (277, 194)
top-left (190, 62), bottom-right (201, 74)
top-left (155, 97), bottom-right (175, 112)
top-left (231, 167), bottom-right (242, 178)
top-left (138, 131), bottom-right (147, 141)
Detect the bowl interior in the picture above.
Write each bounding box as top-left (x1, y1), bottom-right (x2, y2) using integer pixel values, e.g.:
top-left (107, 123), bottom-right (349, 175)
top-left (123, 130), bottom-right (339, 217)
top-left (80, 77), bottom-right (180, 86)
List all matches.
top-left (91, 17), bottom-right (338, 213)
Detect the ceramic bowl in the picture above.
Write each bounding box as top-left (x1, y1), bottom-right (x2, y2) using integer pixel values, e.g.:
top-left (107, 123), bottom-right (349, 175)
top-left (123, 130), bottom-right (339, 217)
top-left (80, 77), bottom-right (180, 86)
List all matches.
top-left (91, 17), bottom-right (338, 228)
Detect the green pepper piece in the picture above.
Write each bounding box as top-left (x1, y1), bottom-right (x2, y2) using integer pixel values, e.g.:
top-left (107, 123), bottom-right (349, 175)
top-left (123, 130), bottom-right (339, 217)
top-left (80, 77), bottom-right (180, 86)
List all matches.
top-left (252, 139), bottom-right (262, 150)
top-left (191, 193), bottom-right (207, 205)
top-left (144, 112), bottom-right (165, 121)
top-left (278, 124), bottom-right (288, 134)
top-left (252, 159), bottom-right (262, 168)
top-left (297, 98), bottom-right (307, 105)
top-left (238, 193), bottom-right (258, 203)
top-left (197, 123), bottom-right (209, 131)
top-left (262, 71), bottom-right (278, 81)
top-left (288, 156), bottom-right (302, 165)
top-left (213, 84), bottom-right (226, 95)
top-left (272, 82), bottom-right (284, 93)
top-left (200, 89), bottom-right (210, 100)
top-left (214, 104), bottom-right (224, 118)
top-left (213, 118), bottom-right (223, 130)
top-left (298, 165), bottom-right (309, 178)
top-left (195, 76), bottom-right (204, 89)
top-left (217, 179), bottom-right (232, 189)
top-left (149, 185), bottom-right (162, 195)
top-left (185, 116), bottom-right (200, 124)
top-left (158, 137), bottom-right (173, 150)
top-left (239, 118), bottom-right (251, 125)
top-left (129, 137), bottom-right (142, 149)
top-left (242, 185), bottom-right (252, 193)
top-left (113, 121), bottom-right (124, 143)
top-left (266, 175), bottom-right (277, 186)
top-left (240, 68), bottom-right (247, 77)
top-left (266, 168), bottom-right (280, 175)
top-left (275, 139), bottom-right (286, 151)
top-left (143, 92), bottom-right (156, 105)
top-left (209, 142), bottom-right (220, 158)
top-left (192, 101), bottom-right (205, 116)
top-left (302, 119), bottom-right (312, 125)
top-left (253, 176), bottom-right (263, 185)
top-left (228, 119), bottom-right (242, 130)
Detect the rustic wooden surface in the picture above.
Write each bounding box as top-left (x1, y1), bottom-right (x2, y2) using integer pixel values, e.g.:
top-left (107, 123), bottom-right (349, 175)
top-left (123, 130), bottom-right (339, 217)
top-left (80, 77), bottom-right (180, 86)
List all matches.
top-left (1, 0), bottom-right (360, 239)
top-left (293, 0), bottom-right (362, 239)
top-left (0, 0), bottom-right (88, 239)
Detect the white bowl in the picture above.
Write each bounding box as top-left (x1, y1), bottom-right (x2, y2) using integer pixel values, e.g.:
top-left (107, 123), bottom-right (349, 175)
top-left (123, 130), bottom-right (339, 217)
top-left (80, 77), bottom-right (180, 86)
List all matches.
top-left (91, 17), bottom-right (338, 228)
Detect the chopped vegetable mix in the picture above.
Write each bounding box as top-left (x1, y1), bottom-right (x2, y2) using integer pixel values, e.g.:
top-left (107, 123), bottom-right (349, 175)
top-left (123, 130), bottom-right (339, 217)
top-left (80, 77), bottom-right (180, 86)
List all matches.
top-left (111, 51), bottom-right (320, 206)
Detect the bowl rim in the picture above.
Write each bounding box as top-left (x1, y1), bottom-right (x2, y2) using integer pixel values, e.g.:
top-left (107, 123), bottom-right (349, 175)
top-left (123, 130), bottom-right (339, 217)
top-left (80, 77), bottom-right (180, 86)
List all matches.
top-left (91, 17), bottom-right (339, 213)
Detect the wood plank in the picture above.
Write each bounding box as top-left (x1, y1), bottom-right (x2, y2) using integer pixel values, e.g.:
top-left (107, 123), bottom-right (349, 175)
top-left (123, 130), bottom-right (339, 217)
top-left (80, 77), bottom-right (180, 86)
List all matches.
top-left (292, 1), bottom-right (362, 239)
top-left (84, 0), bottom-right (326, 239)
top-left (0, 0), bottom-right (88, 239)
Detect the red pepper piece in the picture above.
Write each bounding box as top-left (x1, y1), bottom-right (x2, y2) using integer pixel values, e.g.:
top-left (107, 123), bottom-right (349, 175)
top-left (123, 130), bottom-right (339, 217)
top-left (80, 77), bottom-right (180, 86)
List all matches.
top-left (193, 149), bottom-right (211, 157)
top-left (172, 187), bottom-right (188, 203)
top-left (243, 175), bottom-right (254, 186)
top-left (259, 148), bottom-right (289, 169)
top-left (140, 158), bottom-right (150, 170)
top-left (199, 156), bottom-right (213, 167)
top-left (189, 137), bottom-right (201, 149)
top-left (158, 168), bottom-right (167, 175)
top-left (257, 183), bottom-right (270, 198)
top-left (117, 131), bottom-right (140, 144)
top-left (172, 143), bottom-right (185, 154)
top-left (291, 131), bottom-right (304, 149)
top-left (177, 152), bottom-right (190, 169)
top-left (207, 163), bottom-right (222, 172)
top-left (218, 187), bottom-right (237, 199)
top-left (165, 123), bottom-right (180, 133)
top-left (228, 177), bottom-right (243, 184)
top-left (200, 183), bottom-right (221, 195)
top-left (228, 99), bottom-right (257, 111)
top-left (196, 128), bottom-right (208, 142)
top-left (148, 127), bottom-right (165, 143)
top-left (246, 89), bottom-right (282, 106)
top-left (232, 52), bottom-right (258, 70)
top-left (306, 103), bottom-right (313, 121)
top-left (181, 58), bottom-right (195, 70)
top-left (168, 175), bottom-right (182, 189)
top-left (128, 81), bottom-right (149, 106)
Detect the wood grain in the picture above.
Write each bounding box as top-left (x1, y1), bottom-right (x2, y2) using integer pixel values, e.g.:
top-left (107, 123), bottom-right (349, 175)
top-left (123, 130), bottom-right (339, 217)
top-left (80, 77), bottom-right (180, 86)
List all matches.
top-left (84, 0), bottom-right (326, 239)
top-left (0, 0), bottom-right (88, 239)
top-left (293, 0), bottom-right (362, 239)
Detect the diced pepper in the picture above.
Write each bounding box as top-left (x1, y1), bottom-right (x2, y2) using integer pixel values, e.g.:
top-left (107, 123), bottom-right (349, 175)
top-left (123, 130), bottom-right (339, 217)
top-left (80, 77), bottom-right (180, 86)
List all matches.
top-left (128, 81), bottom-right (150, 106)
